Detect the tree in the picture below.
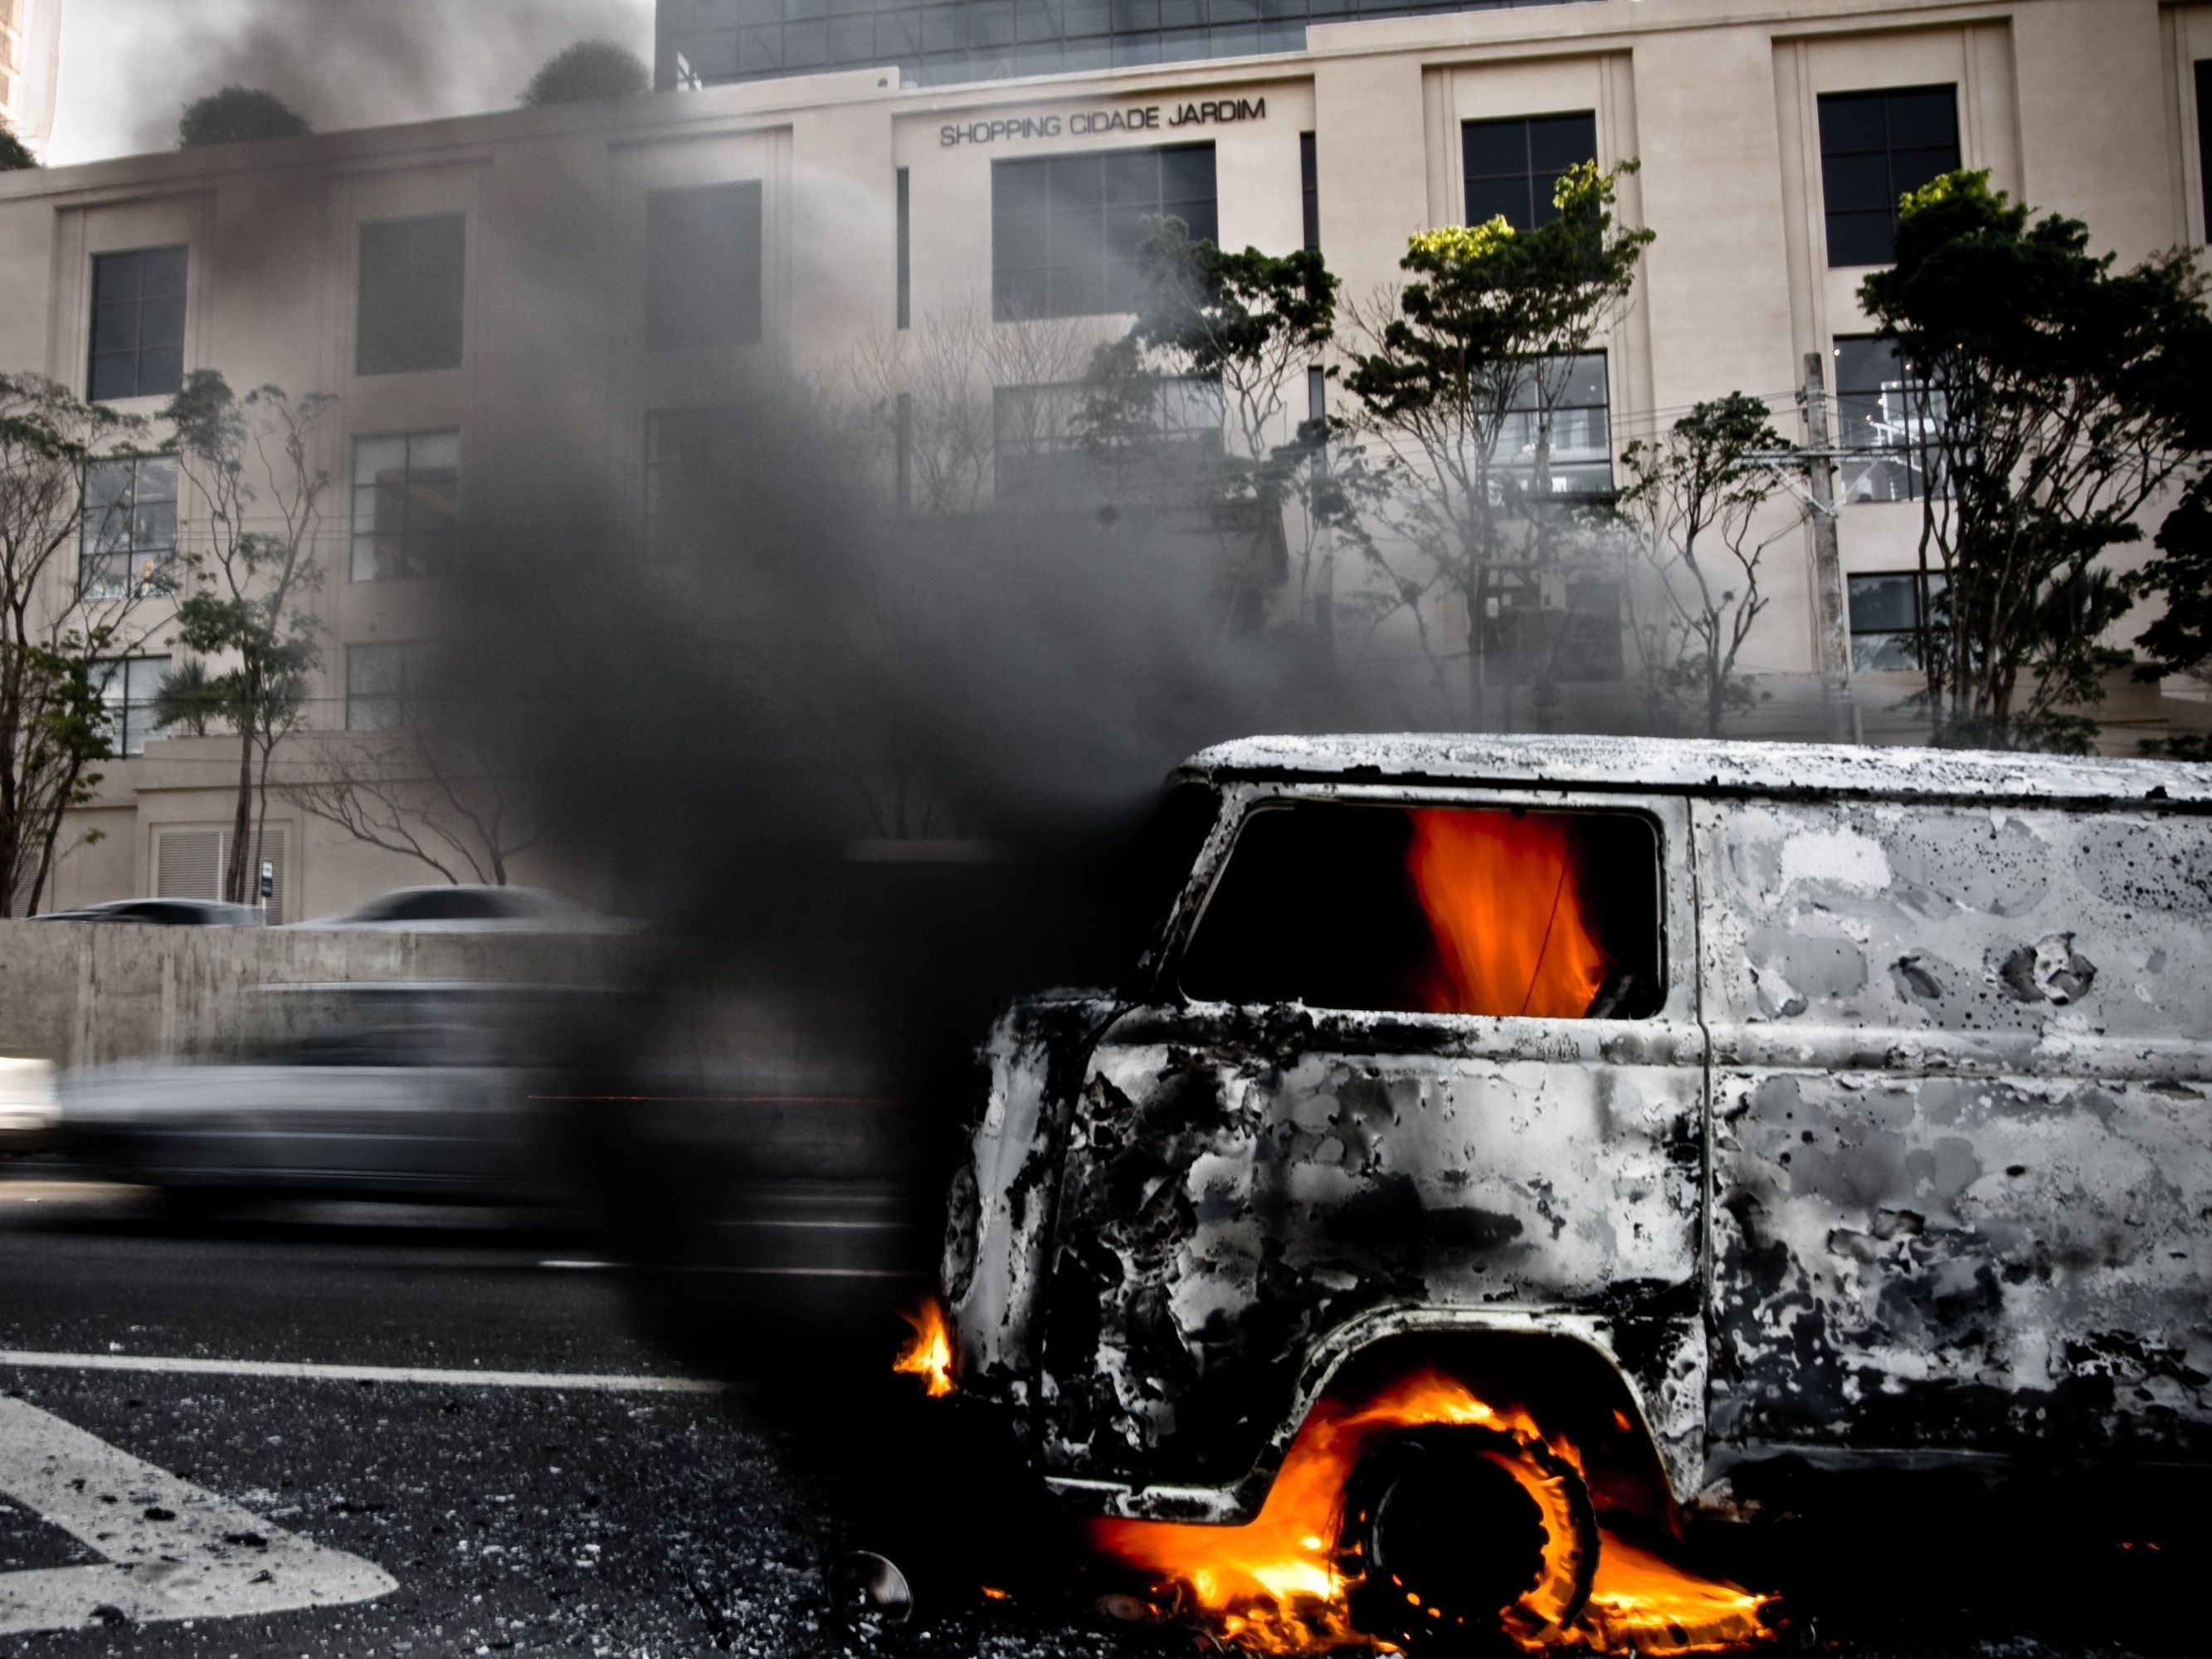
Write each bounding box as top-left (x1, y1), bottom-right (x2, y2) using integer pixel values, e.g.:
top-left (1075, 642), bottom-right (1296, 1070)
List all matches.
top-left (1859, 170), bottom-right (2212, 750)
top-left (843, 299), bottom-right (1096, 515)
top-left (151, 654), bottom-right (222, 735)
top-left (178, 87), bottom-right (310, 149)
top-left (162, 373), bottom-right (333, 906)
top-left (1341, 162), bottom-right (1654, 725)
top-left (285, 702), bottom-right (558, 887)
top-left (522, 41), bottom-right (650, 106)
top-left (1087, 218), bottom-right (1341, 630)
top-left (0, 123), bottom-right (35, 171)
top-left (1617, 393), bottom-right (1801, 737)
top-left (0, 375), bottom-right (154, 915)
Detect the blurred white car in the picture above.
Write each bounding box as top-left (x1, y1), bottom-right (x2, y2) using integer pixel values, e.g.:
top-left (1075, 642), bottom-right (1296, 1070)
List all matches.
top-left (53, 985), bottom-right (595, 1203)
top-left (0, 1058), bottom-right (59, 1147)
top-left (290, 884), bottom-right (633, 934)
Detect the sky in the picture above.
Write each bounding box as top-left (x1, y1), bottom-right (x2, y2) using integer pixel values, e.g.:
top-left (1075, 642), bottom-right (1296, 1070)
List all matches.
top-left (46, 0), bottom-right (657, 165)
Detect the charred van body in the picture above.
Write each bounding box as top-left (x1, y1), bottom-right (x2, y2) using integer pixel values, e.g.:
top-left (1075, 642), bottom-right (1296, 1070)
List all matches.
top-left (937, 734), bottom-right (2212, 1638)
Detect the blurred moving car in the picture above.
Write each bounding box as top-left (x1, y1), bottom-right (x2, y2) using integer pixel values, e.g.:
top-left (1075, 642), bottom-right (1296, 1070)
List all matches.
top-left (32, 898), bottom-right (263, 926)
top-left (291, 884), bottom-right (632, 934)
top-left (0, 1058), bottom-right (59, 1149)
top-left (55, 983), bottom-right (605, 1203)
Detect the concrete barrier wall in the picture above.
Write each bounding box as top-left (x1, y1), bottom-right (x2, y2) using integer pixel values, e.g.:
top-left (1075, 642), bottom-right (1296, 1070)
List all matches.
top-left (0, 923), bottom-right (640, 1069)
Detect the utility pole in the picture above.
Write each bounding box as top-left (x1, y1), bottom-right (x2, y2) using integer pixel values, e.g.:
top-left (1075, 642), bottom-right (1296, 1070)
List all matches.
top-left (1801, 351), bottom-right (1852, 692)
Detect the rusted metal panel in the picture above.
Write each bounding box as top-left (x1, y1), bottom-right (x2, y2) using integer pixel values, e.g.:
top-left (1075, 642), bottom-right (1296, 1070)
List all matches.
top-left (1698, 798), bottom-right (2212, 1478)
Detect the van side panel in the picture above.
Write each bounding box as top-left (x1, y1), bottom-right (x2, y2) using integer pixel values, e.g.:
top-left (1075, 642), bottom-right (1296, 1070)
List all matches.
top-left (1695, 798), bottom-right (2212, 1470)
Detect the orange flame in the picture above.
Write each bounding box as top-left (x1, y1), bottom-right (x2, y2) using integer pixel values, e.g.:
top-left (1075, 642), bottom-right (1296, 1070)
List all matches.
top-left (1407, 810), bottom-right (1610, 1019)
top-left (893, 1297), bottom-right (955, 1398)
top-left (1090, 1370), bottom-right (1772, 1654)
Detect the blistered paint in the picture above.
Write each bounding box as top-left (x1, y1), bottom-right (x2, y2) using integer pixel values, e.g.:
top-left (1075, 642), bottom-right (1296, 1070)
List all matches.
top-left (1698, 797), bottom-right (2212, 1477)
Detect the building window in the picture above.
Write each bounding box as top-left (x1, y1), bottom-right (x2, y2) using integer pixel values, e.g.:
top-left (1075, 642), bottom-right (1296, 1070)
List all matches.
top-left (80, 455), bottom-right (178, 598)
top-left (1300, 131), bottom-right (1318, 251)
top-left (896, 168), bottom-right (912, 329)
top-left (645, 407), bottom-right (747, 562)
top-left (1493, 352), bottom-right (1612, 500)
top-left (2199, 61), bottom-right (2210, 243)
top-left (346, 640), bottom-right (441, 731)
top-left (1833, 336), bottom-right (1943, 504)
top-left (992, 144), bottom-right (1216, 321)
top-left (87, 246), bottom-right (188, 402)
top-left (356, 213), bottom-right (466, 376)
top-left (1848, 571), bottom-right (1945, 671)
top-left (992, 375), bottom-right (1222, 500)
top-left (646, 182), bottom-right (764, 352)
top-left (1462, 113), bottom-right (1596, 232)
top-left (1179, 803), bottom-right (1662, 1019)
top-left (1816, 85), bottom-right (1959, 268)
top-left (94, 656), bottom-right (169, 756)
top-left (350, 432), bottom-right (459, 582)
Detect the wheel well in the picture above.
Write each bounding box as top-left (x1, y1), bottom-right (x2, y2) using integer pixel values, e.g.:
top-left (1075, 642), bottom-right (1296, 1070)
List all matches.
top-left (1313, 1330), bottom-right (1677, 1532)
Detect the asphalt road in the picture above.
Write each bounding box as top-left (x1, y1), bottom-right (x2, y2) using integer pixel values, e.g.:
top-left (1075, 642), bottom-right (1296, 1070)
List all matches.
top-left (0, 1185), bottom-right (2191, 1659)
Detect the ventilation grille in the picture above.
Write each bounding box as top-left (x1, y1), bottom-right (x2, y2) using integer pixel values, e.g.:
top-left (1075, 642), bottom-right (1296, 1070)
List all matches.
top-left (155, 828), bottom-right (287, 922)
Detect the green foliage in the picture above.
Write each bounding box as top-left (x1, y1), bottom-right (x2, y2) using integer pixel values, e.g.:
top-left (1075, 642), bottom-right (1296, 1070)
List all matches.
top-left (1078, 217), bottom-right (1346, 632)
top-left (2128, 473), bottom-right (2212, 679)
top-left (1337, 161), bottom-right (1654, 724)
top-left (0, 123), bottom-right (36, 170)
top-left (151, 654), bottom-right (224, 736)
top-left (1342, 163), bottom-right (1652, 430)
top-left (159, 371), bottom-right (333, 902)
top-left (0, 374), bottom-right (149, 914)
top-left (521, 40), bottom-right (650, 106)
top-left (1859, 169), bottom-right (2212, 749)
top-left (178, 86), bottom-right (310, 149)
top-left (1129, 219), bottom-right (1337, 384)
top-left (1619, 393), bottom-right (1797, 737)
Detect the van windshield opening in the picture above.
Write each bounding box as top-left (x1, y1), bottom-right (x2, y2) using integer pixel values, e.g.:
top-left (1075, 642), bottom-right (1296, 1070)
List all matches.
top-left (1178, 803), bottom-right (1661, 1019)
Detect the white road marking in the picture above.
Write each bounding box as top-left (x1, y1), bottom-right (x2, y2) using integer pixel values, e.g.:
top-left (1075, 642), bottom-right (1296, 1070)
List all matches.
top-left (0, 1350), bottom-right (724, 1393)
top-left (537, 1259), bottom-right (614, 1270)
top-left (0, 1393), bottom-right (397, 1635)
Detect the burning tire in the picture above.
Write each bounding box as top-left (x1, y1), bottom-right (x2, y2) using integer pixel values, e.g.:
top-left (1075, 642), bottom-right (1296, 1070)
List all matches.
top-left (1340, 1426), bottom-right (1598, 1652)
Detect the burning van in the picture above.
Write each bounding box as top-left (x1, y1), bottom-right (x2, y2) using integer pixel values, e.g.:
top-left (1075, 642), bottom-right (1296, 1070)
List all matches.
top-left (931, 734), bottom-right (2212, 1651)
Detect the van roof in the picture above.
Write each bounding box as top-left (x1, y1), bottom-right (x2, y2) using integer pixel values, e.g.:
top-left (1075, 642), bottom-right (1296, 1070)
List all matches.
top-left (1181, 734), bottom-right (2212, 806)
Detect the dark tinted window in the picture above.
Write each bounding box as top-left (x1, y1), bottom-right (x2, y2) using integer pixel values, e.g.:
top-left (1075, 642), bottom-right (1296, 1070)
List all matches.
top-left (1817, 85), bottom-right (1959, 267)
top-left (1848, 570), bottom-right (1946, 672)
top-left (88, 246), bottom-right (188, 401)
top-left (357, 213), bottom-right (466, 376)
top-left (992, 144), bottom-right (1216, 320)
top-left (646, 182), bottom-right (765, 351)
top-left (387, 889), bottom-right (509, 920)
top-left (1181, 803), bottom-right (1661, 1018)
top-left (346, 641), bottom-right (443, 731)
top-left (351, 432), bottom-right (460, 581)
top-left (1462, 113), bottom-right (1596, 232)
top-left (1300, 130), bottom-right (1318, 251)
top-left (2199, 61), bottom-right (2211, 243)
top-left (896, 168), bottom-right (912, 329)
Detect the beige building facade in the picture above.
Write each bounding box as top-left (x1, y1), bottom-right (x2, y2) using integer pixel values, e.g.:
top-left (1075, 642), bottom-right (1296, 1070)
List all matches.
top-left (0, 0), bottom-right (61, 159)
top-left (0, 0), bottom-right (2205, 917)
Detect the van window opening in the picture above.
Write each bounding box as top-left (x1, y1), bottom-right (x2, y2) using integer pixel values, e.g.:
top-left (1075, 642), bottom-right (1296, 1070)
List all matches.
top-left (1178, 803), bottom-right (1661, 1018)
